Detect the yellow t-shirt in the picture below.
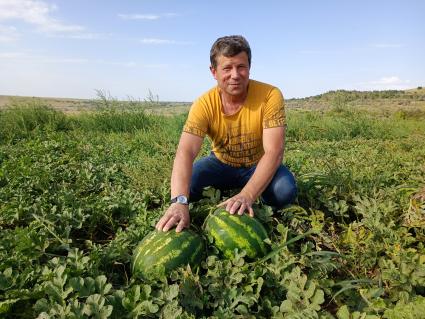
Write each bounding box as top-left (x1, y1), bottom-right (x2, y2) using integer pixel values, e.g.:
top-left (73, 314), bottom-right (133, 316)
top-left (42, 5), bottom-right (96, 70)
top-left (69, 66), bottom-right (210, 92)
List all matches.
top-left (183, 79), bottom-right (285, 167)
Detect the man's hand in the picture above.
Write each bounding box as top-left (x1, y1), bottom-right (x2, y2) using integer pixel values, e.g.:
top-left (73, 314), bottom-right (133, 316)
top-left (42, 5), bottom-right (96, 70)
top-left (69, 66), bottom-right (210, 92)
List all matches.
top-left (155, 204), bottom-right (190, 232)
top-left (217, 192), bottom-right (255, 217)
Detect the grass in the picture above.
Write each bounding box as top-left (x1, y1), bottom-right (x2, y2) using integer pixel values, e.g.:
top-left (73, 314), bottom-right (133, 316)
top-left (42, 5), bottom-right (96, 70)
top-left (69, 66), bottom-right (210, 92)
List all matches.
top-left (286, 107), bottom-right (425, 141)
top-left (0, 102), bottom-right (72, 142)
top-left (0, 91), bottom-right (424, 318)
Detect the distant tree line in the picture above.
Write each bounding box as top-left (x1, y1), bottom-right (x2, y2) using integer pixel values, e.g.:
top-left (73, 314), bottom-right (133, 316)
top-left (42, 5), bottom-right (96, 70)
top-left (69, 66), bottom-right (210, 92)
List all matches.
top-left (290, 89), bottom-right (425, 103)
top-left (314, 90), bottom-right (405, 101)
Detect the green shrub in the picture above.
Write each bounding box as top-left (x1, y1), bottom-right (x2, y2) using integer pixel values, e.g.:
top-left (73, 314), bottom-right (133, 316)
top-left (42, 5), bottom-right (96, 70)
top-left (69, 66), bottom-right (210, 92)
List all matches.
top-left (0, 102), bottom-right (71, 142)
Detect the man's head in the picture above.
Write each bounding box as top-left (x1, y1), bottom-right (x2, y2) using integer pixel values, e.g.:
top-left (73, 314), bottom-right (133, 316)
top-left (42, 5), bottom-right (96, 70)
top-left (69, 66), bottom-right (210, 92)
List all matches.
top-left (210, 35), bottom-right (251, 69)
top-left (210, 36), bottom-right (251, 98)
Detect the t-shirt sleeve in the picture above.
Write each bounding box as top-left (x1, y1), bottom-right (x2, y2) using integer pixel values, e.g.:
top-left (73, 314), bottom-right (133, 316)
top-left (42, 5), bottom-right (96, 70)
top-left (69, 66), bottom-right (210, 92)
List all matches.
top-left (263, 87), bottom-right (285, 129)
top-left (183, 98), bottom-right (209, 137)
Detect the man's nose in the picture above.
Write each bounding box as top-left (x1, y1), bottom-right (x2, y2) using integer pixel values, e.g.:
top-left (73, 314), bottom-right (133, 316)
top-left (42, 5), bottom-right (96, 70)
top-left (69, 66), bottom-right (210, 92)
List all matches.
top-left (230, 67), bottom-right (240, 78)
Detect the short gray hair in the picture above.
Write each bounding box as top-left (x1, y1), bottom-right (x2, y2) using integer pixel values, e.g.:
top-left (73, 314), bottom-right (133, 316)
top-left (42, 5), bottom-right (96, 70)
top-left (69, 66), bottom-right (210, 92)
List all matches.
top-left (210, 35), bottom-right (251, 69)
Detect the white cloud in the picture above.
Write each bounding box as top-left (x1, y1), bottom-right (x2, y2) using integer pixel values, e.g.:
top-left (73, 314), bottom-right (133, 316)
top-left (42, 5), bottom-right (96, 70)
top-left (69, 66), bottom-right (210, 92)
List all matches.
top-left (358, 76), bottom-right (412, 90)
top-left (0, 0), bottom-right (84, 33)
top-left (140, 38), bottom-right (175, 44)
top-left (118, 13), bottom-right (160, 20)
top-left (118, 13), bottom-right (178, 20)
top-left (372, 76), bottom-right (406, 85)
top-left (0, 24), bottom-right (20, 42)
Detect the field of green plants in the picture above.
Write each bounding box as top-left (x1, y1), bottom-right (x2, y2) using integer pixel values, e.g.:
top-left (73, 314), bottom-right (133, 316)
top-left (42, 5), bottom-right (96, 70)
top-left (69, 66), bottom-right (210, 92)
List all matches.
top-left (0, 94), bottom-right (424, 318)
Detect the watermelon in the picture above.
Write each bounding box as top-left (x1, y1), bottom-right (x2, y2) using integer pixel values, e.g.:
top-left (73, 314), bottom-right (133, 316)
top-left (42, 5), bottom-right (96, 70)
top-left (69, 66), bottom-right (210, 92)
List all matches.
top-left (132, 229), bottom-right (204, 279)
top-left (204, 208), bottom-right (269, 260)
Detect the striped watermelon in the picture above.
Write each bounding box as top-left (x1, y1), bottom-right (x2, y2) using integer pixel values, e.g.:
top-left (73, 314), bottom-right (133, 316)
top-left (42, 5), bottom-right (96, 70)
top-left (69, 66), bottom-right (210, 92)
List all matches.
top-left (204, 208), bottom-right (269, 260)
top-left (132, 229), bottom-right (204, 279)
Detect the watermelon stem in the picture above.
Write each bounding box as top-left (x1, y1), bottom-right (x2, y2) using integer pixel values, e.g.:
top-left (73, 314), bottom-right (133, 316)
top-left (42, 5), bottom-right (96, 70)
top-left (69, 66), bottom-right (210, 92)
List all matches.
top-left (201, 206), bottom-right (220, 230)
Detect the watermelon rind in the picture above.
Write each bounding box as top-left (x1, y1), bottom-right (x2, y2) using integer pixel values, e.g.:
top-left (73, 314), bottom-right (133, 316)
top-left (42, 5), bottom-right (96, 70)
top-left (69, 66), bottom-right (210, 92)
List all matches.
top-left (132, 229), bottom-right (204, 279)
top-left (204, 208), bottom-right (269, 260)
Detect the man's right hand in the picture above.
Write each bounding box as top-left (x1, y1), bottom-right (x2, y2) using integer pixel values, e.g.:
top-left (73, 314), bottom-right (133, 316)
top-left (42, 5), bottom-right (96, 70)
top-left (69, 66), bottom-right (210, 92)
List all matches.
top-left (155, 203), bottom-right (190, 232)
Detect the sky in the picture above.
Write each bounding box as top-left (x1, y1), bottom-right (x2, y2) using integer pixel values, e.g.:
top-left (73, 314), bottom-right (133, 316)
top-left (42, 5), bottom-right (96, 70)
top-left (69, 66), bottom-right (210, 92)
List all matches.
top-left (0, 0), bottom-right (424, 101)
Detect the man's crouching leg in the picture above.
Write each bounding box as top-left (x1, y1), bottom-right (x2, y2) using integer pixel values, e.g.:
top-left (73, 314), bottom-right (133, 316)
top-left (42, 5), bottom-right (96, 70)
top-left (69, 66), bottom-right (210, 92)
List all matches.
top-left (189, 153), bottom-right (238, 202)
top-left (261, 165), bottom-right (297, 210)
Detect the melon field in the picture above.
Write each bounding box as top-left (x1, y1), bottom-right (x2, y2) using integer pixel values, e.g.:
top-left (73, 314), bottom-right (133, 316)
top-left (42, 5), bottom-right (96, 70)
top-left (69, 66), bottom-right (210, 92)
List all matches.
top-left (0, 90), bottom-right (425, 318)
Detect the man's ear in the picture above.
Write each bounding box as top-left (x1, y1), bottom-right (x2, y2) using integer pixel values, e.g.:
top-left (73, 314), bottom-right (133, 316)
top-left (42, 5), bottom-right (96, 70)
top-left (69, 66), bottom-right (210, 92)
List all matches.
top-left (210, 65), bottom-right (217, 80)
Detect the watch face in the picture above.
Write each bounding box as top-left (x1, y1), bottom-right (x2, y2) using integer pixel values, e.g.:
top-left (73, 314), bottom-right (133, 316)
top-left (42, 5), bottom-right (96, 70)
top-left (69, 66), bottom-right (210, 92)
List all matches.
top-left (171, 195), bottom-right (188, 204)
top-left (176, 195), bottom-right (188, 204)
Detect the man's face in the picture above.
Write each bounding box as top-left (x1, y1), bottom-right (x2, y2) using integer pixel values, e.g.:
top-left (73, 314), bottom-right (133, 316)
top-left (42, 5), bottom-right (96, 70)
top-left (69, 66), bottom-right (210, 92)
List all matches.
top-left (210, 51), bottom-right (250, 98)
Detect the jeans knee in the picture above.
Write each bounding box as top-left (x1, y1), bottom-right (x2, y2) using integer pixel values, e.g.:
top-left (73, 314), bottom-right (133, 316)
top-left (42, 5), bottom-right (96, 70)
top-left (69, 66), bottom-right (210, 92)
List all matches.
top-left (279, 182), bottom-right (297, 206)
top-left (261, 172), bottom-right (297, 209)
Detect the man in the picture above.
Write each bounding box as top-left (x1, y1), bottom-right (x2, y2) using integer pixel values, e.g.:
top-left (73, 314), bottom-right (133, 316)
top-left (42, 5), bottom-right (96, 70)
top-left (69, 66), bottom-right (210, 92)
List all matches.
top-left (156, 35), bottom-right (297, 232)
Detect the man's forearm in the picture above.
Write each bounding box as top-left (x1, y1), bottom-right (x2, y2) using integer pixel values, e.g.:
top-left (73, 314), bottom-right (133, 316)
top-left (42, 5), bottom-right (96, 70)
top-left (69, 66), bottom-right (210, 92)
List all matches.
top-left (241, 151), bottom-right (283, 201)
top-left (169, 132), bottom-right (204, 200)
top-left (170, 151), bottom-right (194, 198)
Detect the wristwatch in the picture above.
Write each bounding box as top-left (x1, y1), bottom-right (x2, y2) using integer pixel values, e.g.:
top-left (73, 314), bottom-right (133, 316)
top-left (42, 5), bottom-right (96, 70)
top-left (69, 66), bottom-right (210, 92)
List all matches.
top-left (170, 195), bottom-right (189, 205)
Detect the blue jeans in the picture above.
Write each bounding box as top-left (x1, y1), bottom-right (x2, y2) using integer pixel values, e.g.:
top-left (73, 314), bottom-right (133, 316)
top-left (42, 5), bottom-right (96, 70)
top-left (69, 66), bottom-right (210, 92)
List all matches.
top-left (190, 153), bottom-right (297, 209)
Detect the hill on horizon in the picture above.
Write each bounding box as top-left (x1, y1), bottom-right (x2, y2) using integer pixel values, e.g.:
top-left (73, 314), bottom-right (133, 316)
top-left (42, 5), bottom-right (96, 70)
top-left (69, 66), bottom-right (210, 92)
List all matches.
top-left (1, 86), bottom-right (425, 116)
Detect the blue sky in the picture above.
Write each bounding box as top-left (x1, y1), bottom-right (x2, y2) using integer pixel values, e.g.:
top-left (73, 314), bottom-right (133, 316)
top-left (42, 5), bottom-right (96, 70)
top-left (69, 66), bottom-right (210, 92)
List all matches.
top-left (0, 0), bottom-right (424, 101)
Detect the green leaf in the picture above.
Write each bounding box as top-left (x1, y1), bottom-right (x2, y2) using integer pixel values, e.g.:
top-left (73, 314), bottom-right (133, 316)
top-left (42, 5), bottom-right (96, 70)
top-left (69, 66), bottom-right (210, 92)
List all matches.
top-left (95, 275), bottom-right (112, 295)
top-left (164, 284), bottom-right (179, 301)
top-left (336, 305), bottom-right (350, 319)
top-left (160, 300), bottom-right (182, 319)
top-left (84, 294), bottom-right (113, 318)
top-left (280, 300), bottom-right (293, 313)
top-left (0, 268), bottom-right (14, 290)
top-left (0, 299), bottom-right (19, 314)
top-left (70, 277), bottom-right (96, 297)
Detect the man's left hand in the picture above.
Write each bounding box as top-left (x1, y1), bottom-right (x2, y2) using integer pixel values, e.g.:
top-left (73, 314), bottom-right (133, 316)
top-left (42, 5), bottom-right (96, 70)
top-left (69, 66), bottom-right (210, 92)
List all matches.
top-left (217, 192), bottom-right (254, 217)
